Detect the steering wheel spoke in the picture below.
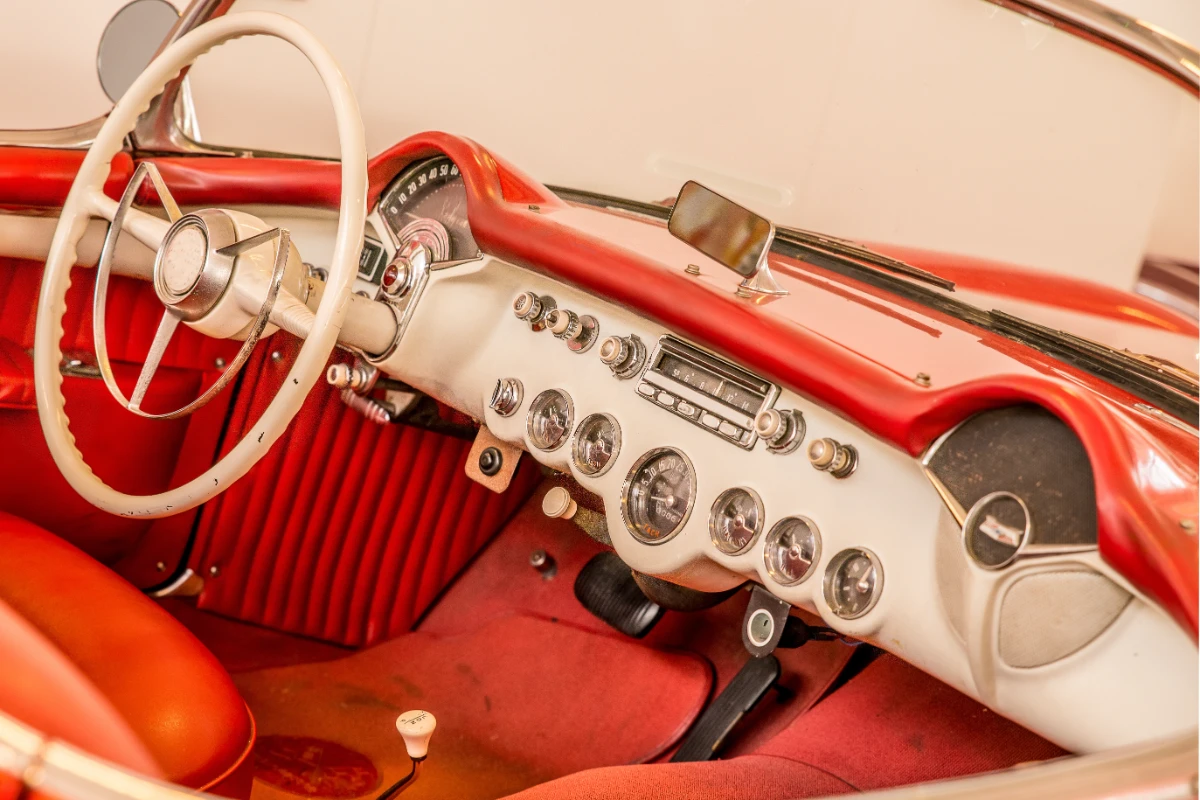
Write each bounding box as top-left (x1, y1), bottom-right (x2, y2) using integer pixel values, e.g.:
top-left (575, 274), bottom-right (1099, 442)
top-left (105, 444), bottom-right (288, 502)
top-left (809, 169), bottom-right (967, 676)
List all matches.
top-left (128, 310), bottom-right (181, 411)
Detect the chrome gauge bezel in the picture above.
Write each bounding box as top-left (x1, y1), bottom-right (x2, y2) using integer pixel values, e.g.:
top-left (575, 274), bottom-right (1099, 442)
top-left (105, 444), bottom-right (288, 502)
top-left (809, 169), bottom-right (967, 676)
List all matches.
top-left (571, 412), bottom-right (622, 477)
top-left (962, 490), bottom-right (1032, 570)
top-left (526, 389), bottom-right (574, 452)
top-left (762, 515), bottom-right (823, 586)
top-left (621, 446), bottom-right (697, 546)
top-left (708, 487), bottom-right (765, 556)
top-left (822, 547), bottom-right (884, 620)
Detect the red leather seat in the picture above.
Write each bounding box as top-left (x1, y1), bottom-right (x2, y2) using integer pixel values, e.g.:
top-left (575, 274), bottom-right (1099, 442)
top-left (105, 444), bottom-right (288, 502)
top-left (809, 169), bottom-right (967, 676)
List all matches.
top-left (0, 511), bottom-right (254, 793)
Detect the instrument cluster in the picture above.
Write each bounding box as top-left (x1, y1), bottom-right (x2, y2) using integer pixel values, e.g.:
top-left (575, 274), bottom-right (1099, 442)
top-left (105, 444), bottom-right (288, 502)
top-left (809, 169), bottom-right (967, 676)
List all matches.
top-left (500, 287), bottom-right (884, 622)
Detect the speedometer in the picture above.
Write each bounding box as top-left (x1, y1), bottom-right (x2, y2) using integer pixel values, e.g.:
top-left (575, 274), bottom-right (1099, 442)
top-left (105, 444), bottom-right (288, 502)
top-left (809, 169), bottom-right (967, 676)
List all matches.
top-left (378, 156), bottom-right (479, 259)
top-left (622, 448), bottom-right (696, 544)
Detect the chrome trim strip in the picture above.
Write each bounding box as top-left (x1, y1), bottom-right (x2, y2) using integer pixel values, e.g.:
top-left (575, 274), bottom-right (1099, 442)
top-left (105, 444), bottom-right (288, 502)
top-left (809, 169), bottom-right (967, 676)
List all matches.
top-left (985, 0), bottom-right (1199, 93)
top-left (0, 116), bottom-right (108, 150)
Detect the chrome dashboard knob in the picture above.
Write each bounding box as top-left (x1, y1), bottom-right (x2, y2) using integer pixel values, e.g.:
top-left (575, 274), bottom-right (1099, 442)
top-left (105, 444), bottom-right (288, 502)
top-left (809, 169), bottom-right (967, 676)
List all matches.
top-left (754, 408), bottom-right (806, 454)
top-left (808, 437), bottom-right (857, 478)
top-left (489, 377), bottom-right (523, 417)
top-left (513, 291), bottom-right (542, 320)
top-left (546, 308), bottom-right (580, 339)
top-left (598, 334), bottom-right (646, 379)
top-left (546, 308), bottom-right (599, 352)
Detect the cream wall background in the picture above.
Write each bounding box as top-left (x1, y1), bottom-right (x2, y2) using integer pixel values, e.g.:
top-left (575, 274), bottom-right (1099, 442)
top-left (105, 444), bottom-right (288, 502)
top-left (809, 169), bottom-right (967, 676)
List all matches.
top-left (2, 0), bottom-right (1197, 291)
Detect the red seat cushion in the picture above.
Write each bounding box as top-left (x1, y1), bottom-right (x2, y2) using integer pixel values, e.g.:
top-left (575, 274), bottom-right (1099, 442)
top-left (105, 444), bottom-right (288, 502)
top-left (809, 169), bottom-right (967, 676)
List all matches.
top-left (0, 512), bottom-right (253, 790)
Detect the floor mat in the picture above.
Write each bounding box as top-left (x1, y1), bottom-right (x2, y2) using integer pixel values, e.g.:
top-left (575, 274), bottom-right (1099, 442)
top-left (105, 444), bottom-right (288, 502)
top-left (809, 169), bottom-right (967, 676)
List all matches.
top-left (503, 654), bottom-right (1068, 800)
top-left (417, 480), bottom-right (857, 759)
top-left (236, 613), bottom-right (713, 800)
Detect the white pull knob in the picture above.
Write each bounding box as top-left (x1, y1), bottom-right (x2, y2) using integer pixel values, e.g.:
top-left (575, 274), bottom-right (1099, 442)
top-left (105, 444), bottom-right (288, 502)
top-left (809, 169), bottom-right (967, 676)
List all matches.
top-left (542, 487), bottom-right (578, 520)
top-left (396, 710), bottom-right (436, 760)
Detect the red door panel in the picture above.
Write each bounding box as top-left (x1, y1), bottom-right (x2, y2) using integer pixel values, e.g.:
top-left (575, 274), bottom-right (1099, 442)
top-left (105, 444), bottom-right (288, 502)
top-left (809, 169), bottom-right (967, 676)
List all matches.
top-left (0, 257), bottom-right (237, 564)
top-left (191, 337), bottom-right (541, 647)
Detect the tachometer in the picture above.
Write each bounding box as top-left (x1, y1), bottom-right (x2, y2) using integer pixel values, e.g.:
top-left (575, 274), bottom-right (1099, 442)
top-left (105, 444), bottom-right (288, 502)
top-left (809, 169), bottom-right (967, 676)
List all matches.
top-left (378, 156), bottom-right (479, 259)
top-left (622, 448), bottom-right (696, 544)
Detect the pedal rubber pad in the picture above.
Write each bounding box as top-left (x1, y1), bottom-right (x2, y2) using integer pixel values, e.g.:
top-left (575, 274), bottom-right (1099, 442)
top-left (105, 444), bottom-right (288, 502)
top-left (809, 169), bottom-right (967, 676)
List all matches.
top-left (573, 552), bottom-right (664, 638)
top-left (670, 654), bottom-right (781, 762)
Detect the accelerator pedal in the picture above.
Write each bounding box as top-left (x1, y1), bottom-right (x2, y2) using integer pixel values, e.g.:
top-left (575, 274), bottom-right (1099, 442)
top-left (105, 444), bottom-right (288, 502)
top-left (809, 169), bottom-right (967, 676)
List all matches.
top-left (670, 654), bottom-right (781, 762)
top-left (573, 552), bottom-right (664, 638)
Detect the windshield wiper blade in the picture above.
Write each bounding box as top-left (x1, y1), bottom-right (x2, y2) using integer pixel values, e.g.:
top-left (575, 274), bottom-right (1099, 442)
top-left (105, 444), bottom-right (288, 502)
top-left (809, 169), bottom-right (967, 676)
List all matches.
top-left (550, 186), bottom-right (955, 292)
top-left (990, 311), bottom-right (1200, 423)
top-left (774, 225), bottom-right (955, 292)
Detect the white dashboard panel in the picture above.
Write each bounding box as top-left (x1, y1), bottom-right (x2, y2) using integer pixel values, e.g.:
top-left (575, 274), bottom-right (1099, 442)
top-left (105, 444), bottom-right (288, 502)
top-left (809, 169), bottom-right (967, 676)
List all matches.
top-left (372, 254), bottom-right (1197, 754)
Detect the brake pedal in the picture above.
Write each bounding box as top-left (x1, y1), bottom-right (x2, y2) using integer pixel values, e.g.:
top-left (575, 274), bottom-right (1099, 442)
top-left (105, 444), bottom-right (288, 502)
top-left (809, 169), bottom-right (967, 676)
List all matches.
top-left (573, 552), bottom-right (664, 638)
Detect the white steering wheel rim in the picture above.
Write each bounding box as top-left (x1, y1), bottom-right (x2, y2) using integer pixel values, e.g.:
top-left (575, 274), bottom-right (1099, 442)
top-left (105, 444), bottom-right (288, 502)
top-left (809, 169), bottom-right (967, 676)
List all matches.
top-left (33, 11), bottom-right (367, 518)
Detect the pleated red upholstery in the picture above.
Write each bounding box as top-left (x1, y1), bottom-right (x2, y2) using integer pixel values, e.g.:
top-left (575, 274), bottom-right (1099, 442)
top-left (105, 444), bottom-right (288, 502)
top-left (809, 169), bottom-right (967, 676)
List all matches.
top-left (0, 257), bottom-right (236, 370)
top-left (192, 340), bottom-right (541, 646)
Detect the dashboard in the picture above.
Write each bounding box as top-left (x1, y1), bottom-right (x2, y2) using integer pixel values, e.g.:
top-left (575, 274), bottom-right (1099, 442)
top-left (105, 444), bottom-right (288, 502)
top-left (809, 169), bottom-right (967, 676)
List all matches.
top-left (356, 154), bottom-right (1198, 756)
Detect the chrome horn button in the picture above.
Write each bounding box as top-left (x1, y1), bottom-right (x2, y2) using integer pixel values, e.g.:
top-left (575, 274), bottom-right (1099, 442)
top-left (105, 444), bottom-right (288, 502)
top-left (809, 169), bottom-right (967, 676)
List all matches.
top-left (152, 209), bottom-right (238, 321)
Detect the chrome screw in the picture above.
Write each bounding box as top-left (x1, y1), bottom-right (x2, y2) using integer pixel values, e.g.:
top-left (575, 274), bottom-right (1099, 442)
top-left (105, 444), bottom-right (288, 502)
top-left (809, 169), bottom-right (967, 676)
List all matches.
top-left (208, 565), bottom-right (220, 577)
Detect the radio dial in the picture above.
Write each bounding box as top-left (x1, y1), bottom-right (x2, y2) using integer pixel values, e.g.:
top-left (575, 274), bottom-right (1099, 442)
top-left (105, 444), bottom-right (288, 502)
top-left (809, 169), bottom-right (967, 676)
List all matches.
top-left (599, 334), bottom-right (646, 379)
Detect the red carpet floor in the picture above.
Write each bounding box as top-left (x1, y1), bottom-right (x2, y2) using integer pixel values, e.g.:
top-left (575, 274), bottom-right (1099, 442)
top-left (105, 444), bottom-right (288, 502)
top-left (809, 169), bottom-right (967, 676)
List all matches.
top-left (168, 481), bottom-right (1063, 800)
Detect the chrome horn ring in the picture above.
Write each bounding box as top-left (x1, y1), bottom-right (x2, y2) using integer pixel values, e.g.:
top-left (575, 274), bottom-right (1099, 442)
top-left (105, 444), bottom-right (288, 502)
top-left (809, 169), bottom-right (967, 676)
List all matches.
top-left (93, 161), bottom-right (291, 420)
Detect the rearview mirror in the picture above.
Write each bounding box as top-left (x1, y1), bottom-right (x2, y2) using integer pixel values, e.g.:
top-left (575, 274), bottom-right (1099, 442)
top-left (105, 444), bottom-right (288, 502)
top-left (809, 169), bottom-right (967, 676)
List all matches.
top-left (667, 181), bottom-right (786, 296)
top-left (668, 181), bottom-right (774, 278)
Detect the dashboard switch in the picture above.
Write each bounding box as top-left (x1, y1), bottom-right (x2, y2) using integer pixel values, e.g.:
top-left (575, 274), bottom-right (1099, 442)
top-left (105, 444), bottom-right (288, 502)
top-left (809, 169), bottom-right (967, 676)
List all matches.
top-left (701, 413), bottom-right (721, 429)
top-left (656, 391), bottom-right (676, 407)
top-left (546, 308), bottom-right (599, 352)
top-left (808, 437), bottom-right (857, 478)
top-left (598, 333), bottom-right (647, 379)
top-left (513, 290), bottom-right (556, 330)
top-left (754, 408), bottom-right (806, 454)
top-left (489, 377), bottom-right (523, 417)
top-left (542, 487), bottom-right (579, 520)
top-left (637, 382), bottom-right (656, 397)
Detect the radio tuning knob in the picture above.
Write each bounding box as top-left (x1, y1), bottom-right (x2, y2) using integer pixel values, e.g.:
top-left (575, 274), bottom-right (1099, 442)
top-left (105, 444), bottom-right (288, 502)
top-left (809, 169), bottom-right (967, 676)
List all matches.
top-left (754, 408), bottom-right (806, 454)
top-left (598, 334), bottom-right (646, 379)
top-left (808, 437), bottom-right (857, 478)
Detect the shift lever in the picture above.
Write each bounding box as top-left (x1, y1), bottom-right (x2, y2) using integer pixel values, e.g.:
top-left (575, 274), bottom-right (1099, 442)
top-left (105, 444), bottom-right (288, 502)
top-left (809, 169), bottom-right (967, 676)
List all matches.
top-left (376, 710), bottom-right (436, 799)
top-left (397, 710), bottom-right (436, 759)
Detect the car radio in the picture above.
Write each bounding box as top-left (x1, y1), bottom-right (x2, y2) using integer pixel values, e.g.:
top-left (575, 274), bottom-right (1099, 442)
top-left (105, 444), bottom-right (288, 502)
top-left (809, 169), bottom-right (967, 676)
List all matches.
top-left (636, 336), bottom-right (779, 449)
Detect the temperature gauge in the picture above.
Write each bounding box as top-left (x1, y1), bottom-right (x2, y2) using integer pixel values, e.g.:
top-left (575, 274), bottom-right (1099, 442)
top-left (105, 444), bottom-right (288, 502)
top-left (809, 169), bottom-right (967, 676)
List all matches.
top-left (709, 488), bottom-right (764, 555)
top-left (572, 413), bottom-right (621, 477)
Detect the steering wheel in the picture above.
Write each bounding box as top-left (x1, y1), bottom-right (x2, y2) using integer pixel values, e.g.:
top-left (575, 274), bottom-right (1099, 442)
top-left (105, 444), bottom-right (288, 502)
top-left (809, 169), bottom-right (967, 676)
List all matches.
top-left (33, 12), bottom-right (366, 518)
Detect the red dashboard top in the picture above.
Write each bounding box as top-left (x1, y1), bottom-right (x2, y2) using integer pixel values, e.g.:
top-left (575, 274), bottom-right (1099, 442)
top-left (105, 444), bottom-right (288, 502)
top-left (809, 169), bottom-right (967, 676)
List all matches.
top-left (0, 135), bottom-right (1195, 636)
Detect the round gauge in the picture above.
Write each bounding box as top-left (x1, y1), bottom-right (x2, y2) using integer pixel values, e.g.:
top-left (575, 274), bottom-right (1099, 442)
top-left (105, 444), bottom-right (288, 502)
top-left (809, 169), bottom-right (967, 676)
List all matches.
top-left (709, 488), bottom-right (764, 555)
top-left (823, 548), bottom-right (884, 620)
top-left (763, 517), bottom-right (821, 585)
top-left (622, 448), bottom-right (696, 544)
top-left (963, 491), bottom-right (1030, 569)
top-left (572, 413), bottom-right (621, 477)
top-left (378, 156), bottom-right (479, 259)
top-left (527, 390), bottom-right (573, 451)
